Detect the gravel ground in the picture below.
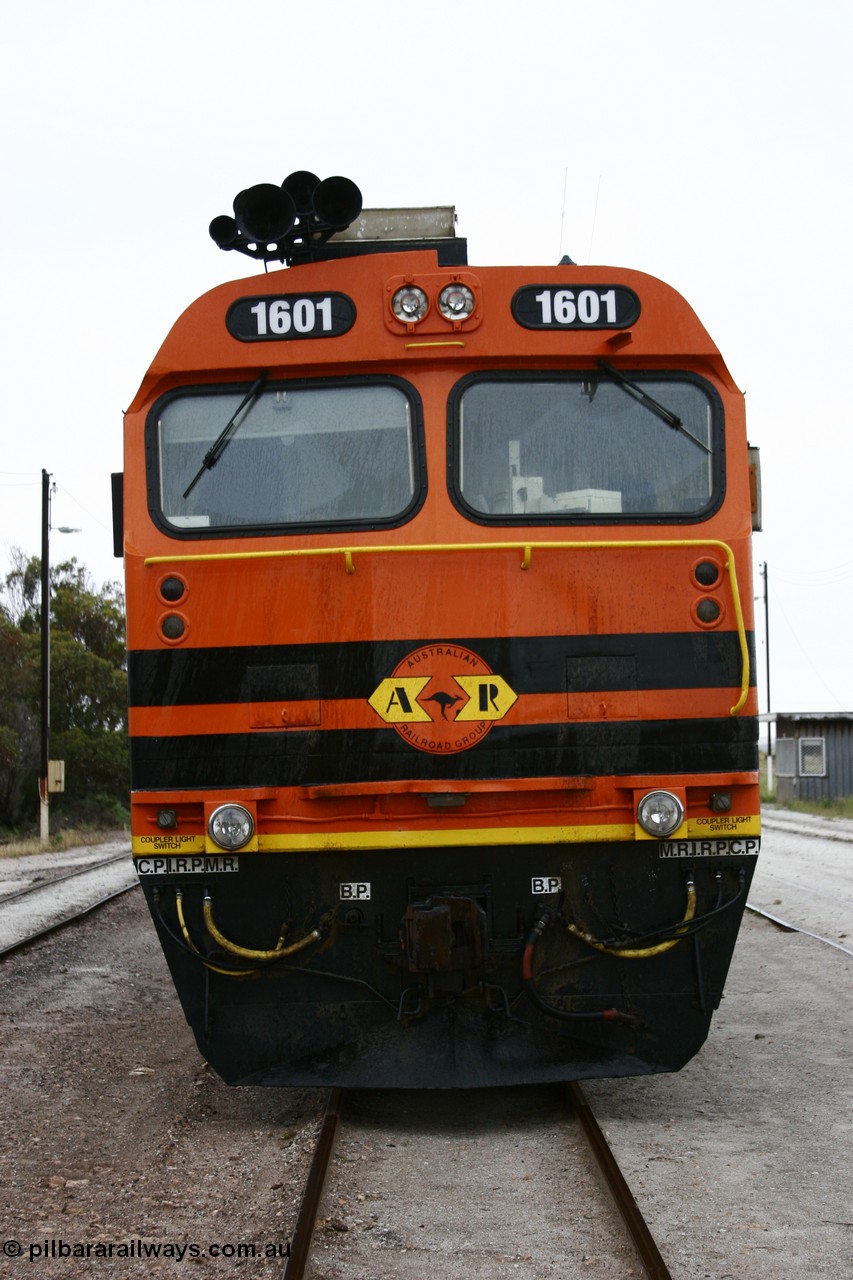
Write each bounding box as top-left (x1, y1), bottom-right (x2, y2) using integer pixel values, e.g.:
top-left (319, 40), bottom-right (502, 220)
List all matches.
top-left (0, 836), bottom-right (130, 896)
top-left (310, 1087), bottom-right (640, 1279)
top-left (582, 807), bottom-right (853, 1279)
top-left (0, 892), bottom-right (325, 1279)
top-left (0, 812), bottom-right (850, 1278)
top-left (0, 840), bottom-right (137, 951)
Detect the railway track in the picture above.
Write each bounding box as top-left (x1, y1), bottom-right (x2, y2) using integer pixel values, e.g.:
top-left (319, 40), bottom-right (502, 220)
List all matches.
top-left (746, 901), bottom-right (853, 956)
top-left (284, 1088), bottom-right (346, 1280)
top-left (281, 1084), bottom-right (674, 1280)
top-left (0, 847), bottom-right (138, 959)
top-left (568, 1082), bottom-right (672, 1280)
top-left (275, 854), bottom-right (852, 1280)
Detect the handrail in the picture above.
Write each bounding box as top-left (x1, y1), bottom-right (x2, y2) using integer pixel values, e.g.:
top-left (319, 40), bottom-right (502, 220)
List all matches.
top-left (144, 537), bottom-right (751, 715)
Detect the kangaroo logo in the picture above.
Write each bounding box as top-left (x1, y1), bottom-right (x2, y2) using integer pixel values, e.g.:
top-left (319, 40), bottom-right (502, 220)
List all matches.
top-left (368, 644), bottom-right (517, 755)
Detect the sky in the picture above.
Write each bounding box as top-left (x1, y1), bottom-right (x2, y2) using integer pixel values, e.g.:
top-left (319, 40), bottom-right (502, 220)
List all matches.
top-left (0, 0), bottom-right (851, 715)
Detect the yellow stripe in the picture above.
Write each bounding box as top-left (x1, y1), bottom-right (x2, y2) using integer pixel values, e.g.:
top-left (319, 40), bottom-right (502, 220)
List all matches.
top-left (255, 823), bottom-right (634, 852)
top-left (130, 828), bottom-right (633, 856)
top-left (132, 817), bottom-right (760, 858)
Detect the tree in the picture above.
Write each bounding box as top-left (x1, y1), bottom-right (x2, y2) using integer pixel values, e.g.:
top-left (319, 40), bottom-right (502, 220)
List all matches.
top-left (0, 615), bottom-right (37, 826)
top-left (1, 548), bottom-right (40, 628)
top-left (0, 553), bottom-right (128, 833)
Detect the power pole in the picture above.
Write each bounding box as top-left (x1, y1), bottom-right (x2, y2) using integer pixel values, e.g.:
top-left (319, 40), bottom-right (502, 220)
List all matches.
top-left (39, 469), bottom-right (51, 844)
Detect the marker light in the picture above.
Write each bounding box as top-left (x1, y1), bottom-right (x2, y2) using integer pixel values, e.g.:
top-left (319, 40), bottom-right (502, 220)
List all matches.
top-left (637, 791), bottom-right (684, 838)
top-left (391, 285), bottom-right (429, 323)
top-left (437, 282), bottom-right (475, 321)
top-left (693, 560), bottom-right (720, 587)
top-left (159, 576), bottom-right (186, 602)
top-left (696, 598), bottom-right (722, 624)
top-left (208, 804), bottom-right (254, 850)
top-left (161, 615), bottom-right (186, 640)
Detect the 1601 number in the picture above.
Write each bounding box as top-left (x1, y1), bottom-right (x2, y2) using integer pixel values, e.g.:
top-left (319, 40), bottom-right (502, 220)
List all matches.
top-left (226, 292), bottom-right (356, 342)
top-left (249, 296), bottom-right (333, 335)
top-left (533, 288), bottom-right (617, 325)
top-left (511, 283), bottom-right (640, 330)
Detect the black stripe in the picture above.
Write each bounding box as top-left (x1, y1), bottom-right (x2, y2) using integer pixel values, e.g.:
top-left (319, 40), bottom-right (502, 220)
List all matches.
top-left (128, 632), bottom-right (755, 707)
top-left (130, 716), bottom-right (759, 790)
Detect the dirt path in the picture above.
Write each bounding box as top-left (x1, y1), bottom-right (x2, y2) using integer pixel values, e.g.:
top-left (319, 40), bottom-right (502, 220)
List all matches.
top-left (0, 892), bottom-right (325, 1278)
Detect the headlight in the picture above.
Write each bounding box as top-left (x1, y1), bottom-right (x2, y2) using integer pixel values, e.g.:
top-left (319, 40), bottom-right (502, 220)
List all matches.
top-left (437, 283), bottom-right (475, 321)
top-left (637, 791), bottom-right (684, 838)
top-left (208, 803), bottom-right (254, 850)
top-left (391, 285), bottom-right (428, 323)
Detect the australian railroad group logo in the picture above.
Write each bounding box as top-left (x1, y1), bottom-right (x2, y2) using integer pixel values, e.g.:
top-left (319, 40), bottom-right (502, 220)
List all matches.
top-left (368, 644), bottom-right (517, 754)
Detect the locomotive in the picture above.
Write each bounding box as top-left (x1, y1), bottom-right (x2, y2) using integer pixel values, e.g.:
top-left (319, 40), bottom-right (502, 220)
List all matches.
top-left (115, 171), bottom-right (761, 1087)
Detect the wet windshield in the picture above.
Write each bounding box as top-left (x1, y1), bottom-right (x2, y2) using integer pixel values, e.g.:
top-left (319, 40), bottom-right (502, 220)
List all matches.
top-left (154, 382), bottom-right (418, 530)
top-left (454, 375), bottom-right (718, 519)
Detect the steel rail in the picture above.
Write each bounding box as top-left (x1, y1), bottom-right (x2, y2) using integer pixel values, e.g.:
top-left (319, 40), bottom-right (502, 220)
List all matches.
top-left (568, 1081), bottom-right (674, 1280)
top-left (0, 881), bottom-right (140, 962)
top-left (746, 902), bottom-right (853, 957)
top-left (281, 1087), bottom-right (345, 1280)
top-left (0, 850), bottom-right (130, 907)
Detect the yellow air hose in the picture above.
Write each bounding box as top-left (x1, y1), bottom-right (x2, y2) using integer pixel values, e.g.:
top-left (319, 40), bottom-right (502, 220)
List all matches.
top-left (567, 880), bottom-right (696, 958)
top-left (203, 891), bottom-right (321, 961)
top-left (176, 888), bottom-right (251, 976)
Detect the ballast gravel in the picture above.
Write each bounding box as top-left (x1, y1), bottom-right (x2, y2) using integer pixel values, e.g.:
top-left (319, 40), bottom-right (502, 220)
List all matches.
top-left (0, 810), bottom-right (850, 1278)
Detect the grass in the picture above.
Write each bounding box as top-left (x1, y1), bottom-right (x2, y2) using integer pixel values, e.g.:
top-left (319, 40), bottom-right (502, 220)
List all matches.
top-left (775, 796), bottom-right (853, 820)
top-left (0, 827), bottom-right (128, 859)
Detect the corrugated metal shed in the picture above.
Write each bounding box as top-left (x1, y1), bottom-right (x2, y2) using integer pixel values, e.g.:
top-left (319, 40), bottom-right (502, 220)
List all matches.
top-left (774, 713), bottom-right (853, 802)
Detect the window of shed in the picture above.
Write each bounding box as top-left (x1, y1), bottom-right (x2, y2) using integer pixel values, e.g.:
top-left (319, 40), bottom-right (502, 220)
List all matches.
top-left (798, 738), bottom-right (826, 777)
top-left (775, 738), bottom-right (796, 778)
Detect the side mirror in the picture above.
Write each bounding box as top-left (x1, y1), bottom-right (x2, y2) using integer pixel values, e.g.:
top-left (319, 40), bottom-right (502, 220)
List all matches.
top-left (111, 472), bottom-right (124, 558)
top-left (748, 446), bottom-right (762, 532)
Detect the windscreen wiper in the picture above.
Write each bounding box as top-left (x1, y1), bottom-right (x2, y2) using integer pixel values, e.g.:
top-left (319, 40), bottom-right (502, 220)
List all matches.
top-left (597, 360), bottom-right (711, 455)
top-left (182, 371), bottom-right (269, 499)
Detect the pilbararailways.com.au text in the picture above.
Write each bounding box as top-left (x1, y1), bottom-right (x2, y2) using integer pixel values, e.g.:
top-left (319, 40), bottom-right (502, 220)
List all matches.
top-left (3, 1238), bottom-right (291, 1263)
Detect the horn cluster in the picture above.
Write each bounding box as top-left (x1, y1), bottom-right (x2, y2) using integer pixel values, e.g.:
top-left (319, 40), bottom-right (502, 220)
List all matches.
top-left (210, 170), bottom-right (363, 265)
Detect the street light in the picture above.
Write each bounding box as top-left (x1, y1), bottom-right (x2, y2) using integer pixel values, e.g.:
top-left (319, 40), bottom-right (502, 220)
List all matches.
top-left (39, 470), bottom-right (81, 846)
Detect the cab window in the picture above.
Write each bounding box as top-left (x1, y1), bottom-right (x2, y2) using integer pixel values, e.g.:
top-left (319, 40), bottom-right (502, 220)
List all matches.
top-left (150, 379), bottom-right (423, 533)
top-left (451, 373), bottom-right (721, 521)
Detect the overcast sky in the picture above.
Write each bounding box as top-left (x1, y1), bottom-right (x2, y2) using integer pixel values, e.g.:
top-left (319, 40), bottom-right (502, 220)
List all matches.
top-left (1, 0), bottom-right (851, 715)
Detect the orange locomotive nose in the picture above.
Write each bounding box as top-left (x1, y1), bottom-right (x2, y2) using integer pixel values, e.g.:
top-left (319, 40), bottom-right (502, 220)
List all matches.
top-left (119, 172), bottom-right (760, 1088)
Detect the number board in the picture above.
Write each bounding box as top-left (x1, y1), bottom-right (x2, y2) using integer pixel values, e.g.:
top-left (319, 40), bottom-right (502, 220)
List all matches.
top-left (512, 284), bottom-right (641, 330)
top-left (226, 293), bottom-right (356, 342)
